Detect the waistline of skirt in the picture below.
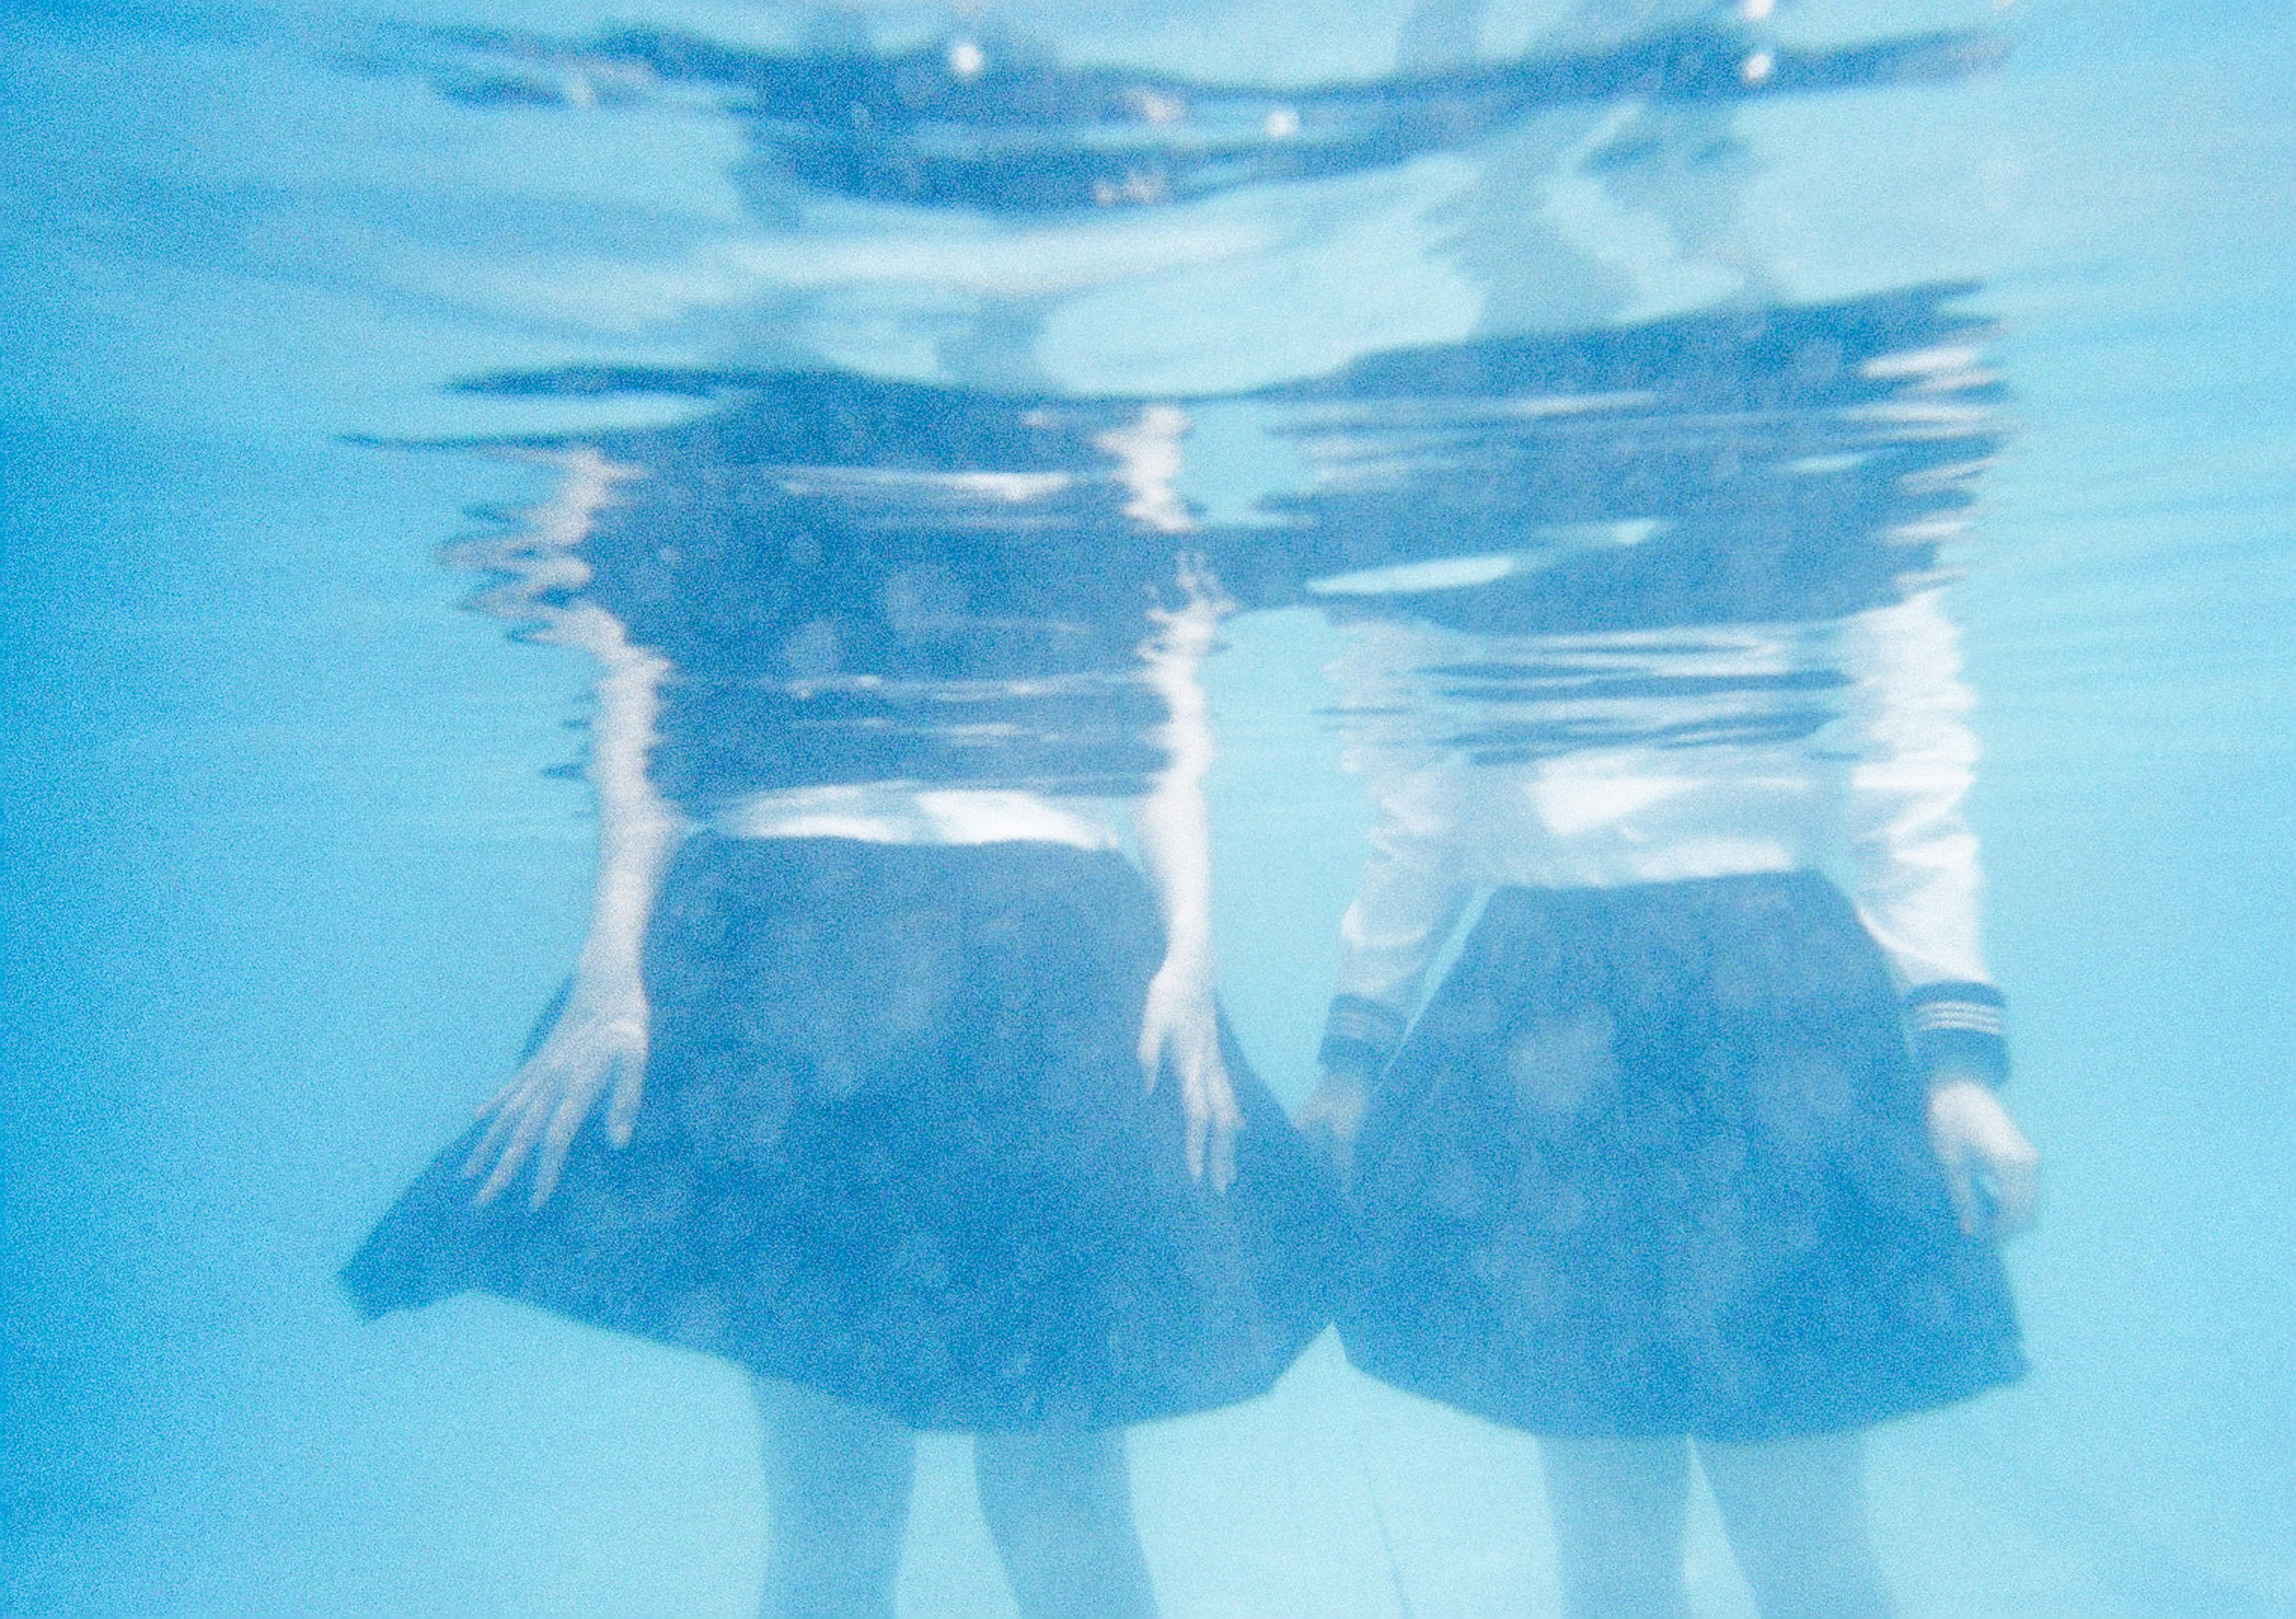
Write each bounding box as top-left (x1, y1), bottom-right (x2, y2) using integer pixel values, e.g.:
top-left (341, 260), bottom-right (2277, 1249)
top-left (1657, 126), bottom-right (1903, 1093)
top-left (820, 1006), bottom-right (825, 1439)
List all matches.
top-left (712, 784), bottom-right (1124, 851)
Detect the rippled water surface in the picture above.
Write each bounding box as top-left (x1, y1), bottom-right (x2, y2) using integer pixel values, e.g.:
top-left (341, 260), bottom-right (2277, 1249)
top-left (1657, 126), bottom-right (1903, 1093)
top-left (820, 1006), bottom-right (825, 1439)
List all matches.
top-left (3, 0), bottom-right (2291, 1612)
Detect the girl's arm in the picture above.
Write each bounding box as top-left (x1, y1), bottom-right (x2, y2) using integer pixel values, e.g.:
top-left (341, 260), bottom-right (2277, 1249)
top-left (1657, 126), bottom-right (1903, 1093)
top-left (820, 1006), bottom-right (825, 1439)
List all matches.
top-left (1840, 589), bottom-right (2037, 1236)
top-left (1132, 558), bottom-right (1241, 1192)
top-left (467, 601), bottom-right (686, 1207)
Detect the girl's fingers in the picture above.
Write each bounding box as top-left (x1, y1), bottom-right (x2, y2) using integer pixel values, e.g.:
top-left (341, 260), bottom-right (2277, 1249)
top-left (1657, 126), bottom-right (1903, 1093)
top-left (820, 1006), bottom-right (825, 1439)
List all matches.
top-left (529, 1088), bottom-right (597, 1208)
top-left (1176, 1040), bottom-right (1239, 1193)
top-left (1208, 1111), bottom-right (1237, 1193)
top-left (606, 1054), bottom-right (645, 1146)
top-left (474, 1103), bottom-right (549, 1206)
top-left (462, 1030), bottom-right (651, 1206)
top-left (1209, 1070), bottom-right (1239, 1193)
top-left (1944, 1165), bottom-right (1981, 1236)
top-left (1989, 1148), bottom-right (2041, 1235)
top-left (463, 1092), bottom-right (529, 1182)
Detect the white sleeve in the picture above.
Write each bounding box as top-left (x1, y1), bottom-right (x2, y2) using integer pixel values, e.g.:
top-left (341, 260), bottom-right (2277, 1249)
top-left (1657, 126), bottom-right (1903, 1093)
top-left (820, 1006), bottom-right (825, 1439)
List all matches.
top-left (1837, 586), bottom-right (1992, 991)
top-left (1322, 758), bottom-right (1479, 1069)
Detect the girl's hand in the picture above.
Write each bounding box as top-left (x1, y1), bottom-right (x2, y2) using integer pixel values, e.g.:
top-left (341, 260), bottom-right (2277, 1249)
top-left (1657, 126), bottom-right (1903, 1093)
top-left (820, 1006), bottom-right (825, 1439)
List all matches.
top-left (1926, 1077), bottom-right (2039, 1239)
top-left (1139, 957), bottom-right (1240, 1193)
top-left (466, 971), bottom-right (650, 1208)
top-left (1296, 1065), bottom-right (1372, 1187)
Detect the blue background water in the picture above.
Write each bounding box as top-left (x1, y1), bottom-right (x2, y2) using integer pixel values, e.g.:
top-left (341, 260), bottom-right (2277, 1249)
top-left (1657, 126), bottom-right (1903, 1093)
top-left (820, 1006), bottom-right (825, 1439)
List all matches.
top-left (3, 0), bottom-right (2291, 1612)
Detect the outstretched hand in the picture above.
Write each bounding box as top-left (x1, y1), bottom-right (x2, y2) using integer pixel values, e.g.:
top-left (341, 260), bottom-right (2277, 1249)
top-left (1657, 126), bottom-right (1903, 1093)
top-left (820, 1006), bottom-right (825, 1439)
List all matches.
top-left (1926, 1077), bottom-right (2039, 1239)
top-left (466, 973), bottom-right (649, 1208)
top-left (1140, 958), bottom-right (1240, 1193)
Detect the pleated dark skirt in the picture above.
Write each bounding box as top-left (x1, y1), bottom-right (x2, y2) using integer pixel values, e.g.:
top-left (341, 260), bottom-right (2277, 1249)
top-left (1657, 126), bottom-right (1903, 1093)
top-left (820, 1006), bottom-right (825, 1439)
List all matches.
top-left (1340, 871), bottom-right (2025, 1444)
top-left (344, 833), bottom-right (1344, 1432)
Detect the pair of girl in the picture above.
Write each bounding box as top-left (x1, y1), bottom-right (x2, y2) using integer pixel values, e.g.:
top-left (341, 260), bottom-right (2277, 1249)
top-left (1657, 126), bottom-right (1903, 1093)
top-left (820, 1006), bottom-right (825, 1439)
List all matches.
top-left (349, 439), bottom-right (2035, 1619)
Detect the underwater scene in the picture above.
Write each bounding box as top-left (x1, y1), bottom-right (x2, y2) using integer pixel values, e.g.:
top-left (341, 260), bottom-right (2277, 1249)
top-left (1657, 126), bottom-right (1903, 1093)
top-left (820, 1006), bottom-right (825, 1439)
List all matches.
top-left (2, 0), bottom-right (2291, 1612)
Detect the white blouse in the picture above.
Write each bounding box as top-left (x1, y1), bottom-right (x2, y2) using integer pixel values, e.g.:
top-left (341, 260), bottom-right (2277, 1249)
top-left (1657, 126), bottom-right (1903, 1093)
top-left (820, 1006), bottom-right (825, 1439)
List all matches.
top-left (1329, 586), bottom-right (1991, 1018)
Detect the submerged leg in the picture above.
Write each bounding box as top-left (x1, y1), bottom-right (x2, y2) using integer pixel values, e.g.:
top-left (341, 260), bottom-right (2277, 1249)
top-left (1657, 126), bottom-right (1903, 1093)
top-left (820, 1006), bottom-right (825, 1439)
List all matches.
top-left (1700, 1430), bottom-right (1895, 1619)
top-left (753, 1376), bottom-right (917, 1619)
top-left (1540, 1433), bottom-right (1695, 1619)
top-left (973, 1428), bottom-right (1157, 1619)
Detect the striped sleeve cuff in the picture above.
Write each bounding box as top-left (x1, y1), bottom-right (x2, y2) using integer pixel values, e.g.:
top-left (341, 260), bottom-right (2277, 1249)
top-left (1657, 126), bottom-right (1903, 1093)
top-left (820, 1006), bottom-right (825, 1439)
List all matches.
top-left (1318, 994), bottom-right (1409, 1076)
top-left (1904, 981), bottom-right (2010, 1089)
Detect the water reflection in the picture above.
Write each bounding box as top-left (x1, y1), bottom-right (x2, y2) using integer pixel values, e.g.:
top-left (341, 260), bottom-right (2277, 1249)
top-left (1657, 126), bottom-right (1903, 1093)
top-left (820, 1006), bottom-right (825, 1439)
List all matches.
top-left (391, 15), bottom-right (1999, 213)
top-left (420, 279), bottom-right (1996, 810)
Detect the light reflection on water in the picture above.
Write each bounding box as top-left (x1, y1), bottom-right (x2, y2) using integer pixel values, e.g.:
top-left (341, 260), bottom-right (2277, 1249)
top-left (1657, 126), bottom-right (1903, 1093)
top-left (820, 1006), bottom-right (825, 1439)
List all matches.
top-left (1, 0), bottom-right (2291, 1614)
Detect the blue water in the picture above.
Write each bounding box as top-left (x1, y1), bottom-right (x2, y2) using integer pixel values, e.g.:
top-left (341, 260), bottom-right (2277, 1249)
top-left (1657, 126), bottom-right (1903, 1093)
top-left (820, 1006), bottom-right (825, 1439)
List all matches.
top-left (3, 0), bottom-right (2291, 1613)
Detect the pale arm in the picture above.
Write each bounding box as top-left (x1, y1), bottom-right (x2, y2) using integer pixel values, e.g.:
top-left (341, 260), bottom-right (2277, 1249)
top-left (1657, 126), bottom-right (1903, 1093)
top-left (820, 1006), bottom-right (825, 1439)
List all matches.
top-left (467, 602), bottom-right (686, 1206)
top-left (1300, 678), bottom-right (1476, 1179)
top-left (1132, 558), bottom-right (1241, 1192)
top-left (1839, 588), bottom-right (1991, 993)
top-left (1840, 591), bottom-right (2037, 1238)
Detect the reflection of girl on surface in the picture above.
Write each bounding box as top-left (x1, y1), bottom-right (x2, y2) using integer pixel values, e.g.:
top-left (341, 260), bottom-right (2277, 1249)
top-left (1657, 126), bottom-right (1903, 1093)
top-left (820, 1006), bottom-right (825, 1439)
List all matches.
top-left (1301, 591), bottom-right (2038, 1619)
top-left (345, 448), bottom-right (1338, 1619)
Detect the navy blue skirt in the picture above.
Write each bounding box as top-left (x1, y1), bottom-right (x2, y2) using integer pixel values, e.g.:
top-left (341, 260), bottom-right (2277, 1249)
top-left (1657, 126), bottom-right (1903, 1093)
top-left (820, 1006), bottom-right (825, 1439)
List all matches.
top-left (1340, 872), bottom-right (2025, 1443)
top-left (344, 834), bottom-right (1344, 1432)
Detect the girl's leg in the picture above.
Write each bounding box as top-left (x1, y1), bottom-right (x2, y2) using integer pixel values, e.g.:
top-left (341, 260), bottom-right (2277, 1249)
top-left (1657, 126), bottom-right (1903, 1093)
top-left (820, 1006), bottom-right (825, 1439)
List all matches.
top-left (1539, 1434), bottom-right (1695, 1619)
top-left (1699, 1430), bottom-right (1895, 1619)
top-left (753, 1376), bottom-right (917, 1619)
top-left (973, 1428), bottom-right (1157, 1619)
